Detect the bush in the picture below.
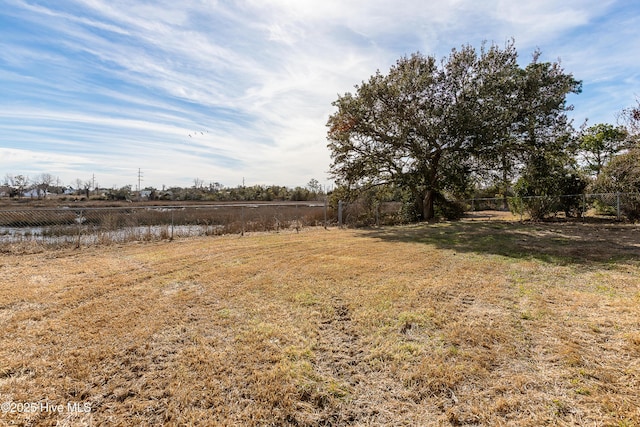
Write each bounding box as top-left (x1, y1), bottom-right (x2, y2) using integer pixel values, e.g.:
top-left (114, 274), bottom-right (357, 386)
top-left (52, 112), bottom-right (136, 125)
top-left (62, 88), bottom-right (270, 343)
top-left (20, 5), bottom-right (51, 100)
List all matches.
top-left (508, 196), bottom-right (524, 218)
top-left (592, 199), bottom-right (616, 216)
top-left (434, 194), bottom-right (466, 220)
top-left (399, 194), bottom-right (421, 223)
top-left (513, 154), bottom-right (588, 220)
top-left (593, 149), bottom-right (640, 220)
top-left (557, 173), bottom-right (588, 217)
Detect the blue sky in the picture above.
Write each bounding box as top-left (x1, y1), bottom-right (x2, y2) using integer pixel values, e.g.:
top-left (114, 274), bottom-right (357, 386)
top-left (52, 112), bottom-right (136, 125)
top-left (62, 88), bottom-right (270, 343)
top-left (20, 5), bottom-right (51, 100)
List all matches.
top-left (1, 0), bottom-right (638, 189)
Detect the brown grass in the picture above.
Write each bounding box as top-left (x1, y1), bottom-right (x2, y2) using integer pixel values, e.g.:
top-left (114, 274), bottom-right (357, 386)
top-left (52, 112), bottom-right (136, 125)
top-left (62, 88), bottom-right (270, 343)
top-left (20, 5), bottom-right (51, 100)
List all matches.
top-left (1, 221), bottom-right (639, 426)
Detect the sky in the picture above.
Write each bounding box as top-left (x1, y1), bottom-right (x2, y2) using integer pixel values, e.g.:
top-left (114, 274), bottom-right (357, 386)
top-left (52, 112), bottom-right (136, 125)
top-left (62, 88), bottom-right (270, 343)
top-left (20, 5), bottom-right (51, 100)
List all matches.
top-left (1, 0), bottom-right (639, 190)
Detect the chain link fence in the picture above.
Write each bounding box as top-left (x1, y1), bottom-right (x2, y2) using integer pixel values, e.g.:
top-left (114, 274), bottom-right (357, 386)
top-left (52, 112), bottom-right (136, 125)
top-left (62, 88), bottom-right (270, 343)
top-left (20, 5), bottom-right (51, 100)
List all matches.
top-left (467, 192), bottom-right (640, 221)
top-left (0, 203), bottom-right (330, 249)
top-left (2, 193), bottom-right (637, 250)
top-left (334, 192), bottom-right (640, 225)
top-left (336, 200), bottom-right (404, 227)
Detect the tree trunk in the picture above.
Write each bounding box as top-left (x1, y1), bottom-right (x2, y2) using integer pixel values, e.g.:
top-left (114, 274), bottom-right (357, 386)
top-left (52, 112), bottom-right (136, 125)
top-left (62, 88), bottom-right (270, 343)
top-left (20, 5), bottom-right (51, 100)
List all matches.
top-left (422, 156), bottom-right (440, 221)
top-left (501, 155), bottom-right (510, 211)
top-left (414, 195), bottom-right (424, 221)
top-left (423, 189), bottom-right (436, 220)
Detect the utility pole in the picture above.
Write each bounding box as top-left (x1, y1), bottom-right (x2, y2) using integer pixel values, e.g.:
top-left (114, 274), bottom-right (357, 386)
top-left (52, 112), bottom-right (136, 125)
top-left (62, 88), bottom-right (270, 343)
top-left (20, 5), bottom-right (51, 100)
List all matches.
top-left (137, 169), bottom-right (143, 191)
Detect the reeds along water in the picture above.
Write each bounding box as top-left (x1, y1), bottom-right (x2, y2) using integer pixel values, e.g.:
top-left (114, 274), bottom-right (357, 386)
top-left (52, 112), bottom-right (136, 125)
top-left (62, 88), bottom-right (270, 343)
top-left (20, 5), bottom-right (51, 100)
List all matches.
top-left (0, 204), bottom-right (331, 248)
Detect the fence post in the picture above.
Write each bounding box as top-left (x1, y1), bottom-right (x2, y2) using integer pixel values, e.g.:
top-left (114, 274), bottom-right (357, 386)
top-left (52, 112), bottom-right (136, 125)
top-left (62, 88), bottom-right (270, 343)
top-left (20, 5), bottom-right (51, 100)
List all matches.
top-left (324, 197), bottom-right (328, 229)
top-left (616, 193), bottom-right (621, 221)
top-left (171, 210), bottom-right (174, 240)
top-left (241, 206), bottom-right (245, 236)
top-left (375, 201), bottom-right (380, 227)
top-left (76, 210), bottom-right (82, 249)
top-left (338, 200), bottom-right (343, 227)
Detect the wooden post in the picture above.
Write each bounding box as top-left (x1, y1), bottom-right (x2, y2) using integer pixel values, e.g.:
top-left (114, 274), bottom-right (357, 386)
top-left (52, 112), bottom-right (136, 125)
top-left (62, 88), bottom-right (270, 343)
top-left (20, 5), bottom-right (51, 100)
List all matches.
top-left (324, 197), bottom-right (328, 229)
top-left (76, 210), bottom-right (82, 249)
top-left (241, 206), bottom-right (245, 236)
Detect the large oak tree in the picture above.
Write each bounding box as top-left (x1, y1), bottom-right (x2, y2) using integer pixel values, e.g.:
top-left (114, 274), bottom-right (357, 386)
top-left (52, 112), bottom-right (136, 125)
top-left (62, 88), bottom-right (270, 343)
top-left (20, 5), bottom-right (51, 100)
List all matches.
top-left (327, 41), bottom-right (580, 220)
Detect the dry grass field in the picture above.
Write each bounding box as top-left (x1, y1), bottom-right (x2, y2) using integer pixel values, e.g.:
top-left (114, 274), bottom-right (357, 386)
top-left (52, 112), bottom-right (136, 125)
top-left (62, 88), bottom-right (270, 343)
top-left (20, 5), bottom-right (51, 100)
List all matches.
top-left (1, 220), bottom-right (639, 426)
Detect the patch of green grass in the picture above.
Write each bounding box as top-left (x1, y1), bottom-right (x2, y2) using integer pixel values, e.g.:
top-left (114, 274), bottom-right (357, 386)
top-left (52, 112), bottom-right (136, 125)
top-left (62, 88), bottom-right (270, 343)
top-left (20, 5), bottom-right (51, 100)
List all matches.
top-left (520, 311), bottom-right (535, 320)
top-left (291, 291), bottom-right (318, 306)
top-left (594, 283), bottom-right (617, 297)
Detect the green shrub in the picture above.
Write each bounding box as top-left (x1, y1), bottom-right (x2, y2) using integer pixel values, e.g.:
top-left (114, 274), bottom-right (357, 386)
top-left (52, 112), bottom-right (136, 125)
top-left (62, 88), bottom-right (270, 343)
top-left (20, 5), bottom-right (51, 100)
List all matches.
top-left (434, 194), bottom-right (466, 220)
top-left (593, 149), bottom-right (640, 220)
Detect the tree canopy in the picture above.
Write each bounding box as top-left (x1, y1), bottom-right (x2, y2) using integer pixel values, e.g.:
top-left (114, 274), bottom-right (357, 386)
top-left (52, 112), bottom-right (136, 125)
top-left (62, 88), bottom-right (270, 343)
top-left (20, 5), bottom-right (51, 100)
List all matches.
top-left (619, 98), bottom-right (640, 138)
top-left (578, 123), bottom-right (628, 178)
top-left (593, 148), bottom-right (640, 220)
top-left (327, 41), bottom-right (581, 220)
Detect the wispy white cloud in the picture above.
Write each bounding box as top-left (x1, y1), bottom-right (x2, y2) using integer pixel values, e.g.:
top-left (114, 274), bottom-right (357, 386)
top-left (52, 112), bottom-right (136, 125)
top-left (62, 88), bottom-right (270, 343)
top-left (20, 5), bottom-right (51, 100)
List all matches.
top-left (1, 0), bottom-right (638, 188)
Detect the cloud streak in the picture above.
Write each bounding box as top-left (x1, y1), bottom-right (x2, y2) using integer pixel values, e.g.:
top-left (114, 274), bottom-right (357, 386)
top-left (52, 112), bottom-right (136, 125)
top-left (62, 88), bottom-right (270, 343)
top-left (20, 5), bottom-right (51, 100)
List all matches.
top-left (1, 0), bottom-right (638, 188)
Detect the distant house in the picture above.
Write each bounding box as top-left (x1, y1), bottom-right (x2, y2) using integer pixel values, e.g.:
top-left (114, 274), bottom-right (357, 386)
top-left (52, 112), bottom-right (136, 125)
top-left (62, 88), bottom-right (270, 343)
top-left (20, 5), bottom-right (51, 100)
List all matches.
top-left (63, 187), bottom-right (76, 195)
top-left (23, 189), bottom-right (54, 198)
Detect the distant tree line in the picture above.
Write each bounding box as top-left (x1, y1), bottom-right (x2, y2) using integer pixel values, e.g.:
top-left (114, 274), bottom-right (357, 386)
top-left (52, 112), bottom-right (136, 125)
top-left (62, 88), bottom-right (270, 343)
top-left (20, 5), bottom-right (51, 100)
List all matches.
top-left (141, 178), bottom-right (325, 202)
top-left (0, 175), bottom-right (326, 203)
top-left (327, 40), bottom-right (640, 221)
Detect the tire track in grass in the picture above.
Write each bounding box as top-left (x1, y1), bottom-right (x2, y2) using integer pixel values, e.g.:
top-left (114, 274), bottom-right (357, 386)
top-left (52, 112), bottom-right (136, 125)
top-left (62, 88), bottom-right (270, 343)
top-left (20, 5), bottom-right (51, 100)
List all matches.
top-left (315, 298), bottom-right (361, 381)
top-left (308, 296), bottom-right (362, 424)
